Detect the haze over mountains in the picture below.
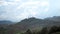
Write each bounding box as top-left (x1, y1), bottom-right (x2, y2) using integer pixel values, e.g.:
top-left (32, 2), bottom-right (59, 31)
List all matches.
top-left (0, 16), bottom-right (60, 34)
top-left (45, 16), bottom-right (60, 22)
top-left (0, 16), bottom-right (60, 25)
top-left (0, 16), bottom-right (58, 31)
top-left (0, 0), bottom-right (60, 34)
top-left (0, 20), bottom-right (14, 24)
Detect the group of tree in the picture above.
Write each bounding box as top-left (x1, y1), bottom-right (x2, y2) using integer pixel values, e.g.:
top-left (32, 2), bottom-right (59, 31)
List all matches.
top-left (23, 26), bottom-right (60, 34)
top-left (1, 26), bottom-right (60, 34)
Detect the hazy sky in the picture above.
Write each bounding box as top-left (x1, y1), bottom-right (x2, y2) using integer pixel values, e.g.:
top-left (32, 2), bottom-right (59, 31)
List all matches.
top-left (0, 0), bottom-right (60, 22)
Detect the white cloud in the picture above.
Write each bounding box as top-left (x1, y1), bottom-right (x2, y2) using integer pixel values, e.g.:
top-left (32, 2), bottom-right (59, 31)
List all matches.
top-left (0, 1), bottom-right (8, 6)
top-left (0, 0), bottom-right (21, 6)
top-left (44, 8), bottom-right (49, 11)
top-left (16, 0), bottom-right (49, 18)
top-left (41, 1), bottom-right (49, 6)
top-left (0, 0), bottom-right (50, 22)
top-left (17, 1), bottom-right (40, 9)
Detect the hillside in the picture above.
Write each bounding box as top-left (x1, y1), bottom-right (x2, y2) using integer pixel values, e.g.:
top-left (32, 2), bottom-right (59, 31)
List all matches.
top-left (45, 16), bottom-right (60, 22)
top-left (9, 17), bottom-right (60, 31)
top-left (0, 17), bottom-right (60, 34)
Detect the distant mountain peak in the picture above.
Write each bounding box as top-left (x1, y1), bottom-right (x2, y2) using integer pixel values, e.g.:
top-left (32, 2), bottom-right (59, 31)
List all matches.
top-left (45, 16), bottom-right (60, 22)
top-left (19, 17), bottom-right (42, 23)
top-left (0, 20), bottom-right (14, 24)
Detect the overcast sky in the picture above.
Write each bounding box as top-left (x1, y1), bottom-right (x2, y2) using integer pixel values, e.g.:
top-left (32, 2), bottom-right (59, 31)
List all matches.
top-left (0, 0), bottom-right (60, 22)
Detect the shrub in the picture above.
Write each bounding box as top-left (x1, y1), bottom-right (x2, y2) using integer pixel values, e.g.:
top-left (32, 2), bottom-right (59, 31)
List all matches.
top-left (24, 29), bottom-right (32, 34)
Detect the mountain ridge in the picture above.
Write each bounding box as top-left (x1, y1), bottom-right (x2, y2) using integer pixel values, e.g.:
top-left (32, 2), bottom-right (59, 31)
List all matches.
top-left (0, 20), bottom-right (14, 24)
top-left (9, 17), bottom-right (60, 31)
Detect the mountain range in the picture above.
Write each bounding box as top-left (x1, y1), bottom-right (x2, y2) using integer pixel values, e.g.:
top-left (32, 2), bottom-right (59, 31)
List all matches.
top-left (0, 20), bottom-right (13, 24)
top-left (8, 16), bottom-right (60, 31)
top-left (0, 16), bottom-right (60, 31)
top-left (45, 16), bottom-right (60, 22)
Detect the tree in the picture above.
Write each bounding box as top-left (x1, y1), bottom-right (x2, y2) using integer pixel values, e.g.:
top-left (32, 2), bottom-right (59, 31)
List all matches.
top-left (0, 27), bottom-right (7, 34)
top-left (25, 29), bottom-right (32, 34)
top-left (40, 27), bottom-right (48, 34)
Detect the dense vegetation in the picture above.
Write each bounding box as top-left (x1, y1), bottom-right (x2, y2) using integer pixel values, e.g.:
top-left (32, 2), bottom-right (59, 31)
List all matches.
top-left (0, 26), bottom-right (60, 34)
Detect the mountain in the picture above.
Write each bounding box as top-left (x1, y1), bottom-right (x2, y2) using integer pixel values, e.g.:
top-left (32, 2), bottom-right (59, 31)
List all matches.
top-left (0, 17), bottom-right (60, 34)
top-left (10, 17), bottom-right (60, 31)
top-left (45, 16), bottom-right (60, 22)
top-left (0, 16), bottom-right (60, 34)
top-left (0, 20), bottom-right (13, 24)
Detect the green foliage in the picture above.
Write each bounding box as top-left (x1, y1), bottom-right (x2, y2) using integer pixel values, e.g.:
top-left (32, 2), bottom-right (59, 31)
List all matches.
top-left (24, 29), bottom-right (32, 34)
top-left (0, 27), bottom-right (7, 34)
top-left (48, 26), bottom-right (60, 34)
top-left (1, 26), bottom-right (60, 34)
top-left (23, 26), bottom-right (60, 34)
top-left (40, 27), bottom-right (48, 34)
